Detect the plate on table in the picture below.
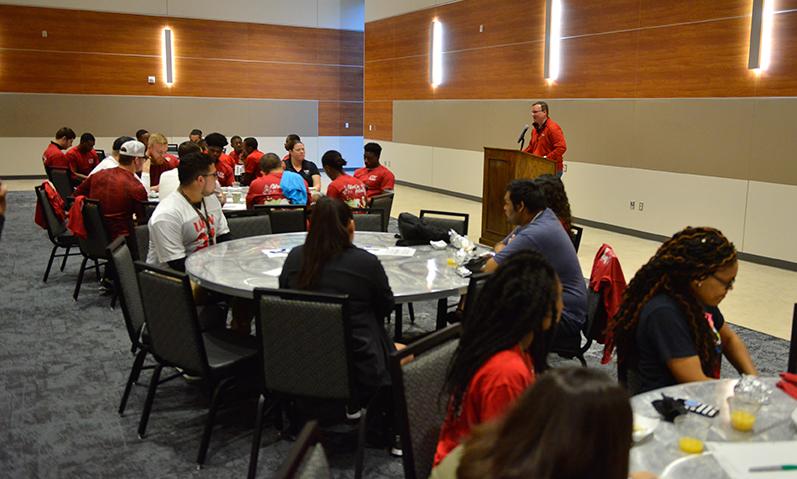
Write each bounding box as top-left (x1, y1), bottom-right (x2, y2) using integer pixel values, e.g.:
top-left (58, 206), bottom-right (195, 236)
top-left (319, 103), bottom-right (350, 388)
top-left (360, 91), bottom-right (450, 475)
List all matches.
top-left (633, 413), bottom-right (660, 443)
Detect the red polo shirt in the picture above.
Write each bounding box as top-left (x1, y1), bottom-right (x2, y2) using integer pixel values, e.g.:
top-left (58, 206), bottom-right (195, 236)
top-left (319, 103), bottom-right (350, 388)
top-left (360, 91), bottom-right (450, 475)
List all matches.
top-left (149, 154), bottom-right (179, 187)
top-left (327, 173), bottom-right (367, 209)
top-left (244, 150), bottom-right (265, 178)
top-left (353, 164), bottom-right (395, 198)
top-left (65, 147), bottom-right (100, 177)
top-left (433, 346), bottom-right (534, 466)
top-left (215, 157), bottom-right (234, 187)
top-left (524, 118), bottom-right (567, 172)
top-left (73, 167), bottom-right (147, 240)
top-left (43, 142), bottom-right (68, 169)
top-left (219, 153), bottom-right (236, 172)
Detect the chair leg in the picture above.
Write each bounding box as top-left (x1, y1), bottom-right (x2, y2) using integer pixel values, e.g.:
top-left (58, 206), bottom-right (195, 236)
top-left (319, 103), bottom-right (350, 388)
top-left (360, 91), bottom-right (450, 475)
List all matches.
top-left (197, 379), bottom-right (230, 466)
top-left (435, 298), bottom-right (448, 330)
top-left (94, 260), bottom-right (101, 283)
top-left (354, 406), bottom-right (370, 479)
top-left (247, 394), bottom-right (272, 479)
top-left (60, 246), bottom-right (71, 271)
top-left (119, 349), bottom-right (148, 416)
top-left (577, 353), bottom-right (587, 368)
top-left (73, 257), bottom-right (89, 301)
top-left (138, 364), bottom-right (163, 439)
top-left (408, 303), bottom-right (416, 323)
top-left (43, 245), bottom-right (58, 282)
top-left (393, 304), bottom-right (403, 341)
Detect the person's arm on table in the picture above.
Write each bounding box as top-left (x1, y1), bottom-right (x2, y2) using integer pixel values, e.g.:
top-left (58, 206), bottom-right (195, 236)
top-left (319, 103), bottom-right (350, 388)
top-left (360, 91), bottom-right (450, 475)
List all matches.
top-left (719, 324), bottom-right (757, 375)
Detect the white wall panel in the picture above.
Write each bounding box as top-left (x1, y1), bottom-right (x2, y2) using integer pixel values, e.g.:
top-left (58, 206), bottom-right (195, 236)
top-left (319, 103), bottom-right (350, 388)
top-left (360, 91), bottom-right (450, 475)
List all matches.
top-left (365, 0), bottom-right (461, 22)
top-left (432, 147), bottom-right (482, 197)
top-left (369, 140), bottom-right (432, 186)
top-left (318, 136), bottom-right (365, 168)
top-left (743, 181), bottom-right (797, 263)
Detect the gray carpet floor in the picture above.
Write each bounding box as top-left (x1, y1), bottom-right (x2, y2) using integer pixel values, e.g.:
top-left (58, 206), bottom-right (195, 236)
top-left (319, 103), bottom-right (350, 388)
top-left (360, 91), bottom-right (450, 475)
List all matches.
top-left (0, 190), bottom-right (790, 478)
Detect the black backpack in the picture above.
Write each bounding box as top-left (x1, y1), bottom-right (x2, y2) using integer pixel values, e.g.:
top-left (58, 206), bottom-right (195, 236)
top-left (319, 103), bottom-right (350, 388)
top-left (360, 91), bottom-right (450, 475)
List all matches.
top-left (396, 212), bottom-right (449, 246)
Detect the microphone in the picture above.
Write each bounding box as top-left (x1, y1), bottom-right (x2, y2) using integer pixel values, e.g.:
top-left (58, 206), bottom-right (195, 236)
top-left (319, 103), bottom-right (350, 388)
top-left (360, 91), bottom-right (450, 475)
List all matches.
top-left (516, 124), bottom-right (529, 144)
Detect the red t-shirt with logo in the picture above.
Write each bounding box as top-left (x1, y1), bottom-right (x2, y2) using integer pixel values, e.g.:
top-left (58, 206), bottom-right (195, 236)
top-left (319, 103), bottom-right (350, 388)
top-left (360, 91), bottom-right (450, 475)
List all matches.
top-left (433, 346), bottom-right (534, 466)
top-left (244, 150), bottom-right (265, 178)
top-left (43, 142), bottom-right (68, 169)
top-left (149, 154), bottom-right (179, 187)
top-left (353, 164), bottom-right (395, 198)
top-left (65, 147), bottom-right (100, 176)
top-left (326, 173), bottom-right (367, 209)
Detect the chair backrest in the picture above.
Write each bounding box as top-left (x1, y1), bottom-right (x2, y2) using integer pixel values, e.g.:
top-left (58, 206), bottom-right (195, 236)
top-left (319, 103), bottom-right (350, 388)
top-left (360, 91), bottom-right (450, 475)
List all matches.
top-left (95, 149), bottom-right (106, 159)
top-left (351, 208), bottom-right (385, 232)
top-left (254, 288), bottom-right (353, 400)
top-left (570, 225), bottom-right (584, 252)
top-left (136, 262), bottom-right (209, 376)
top-left (47, 167), bottom-right (74, 203)
top-left (227, 214), bottom-right (272, 238)
top-left (370, 192), bottom-right (394, 231)
top-left (167, 143), bottom-right (179, 154)
top-left (789, 303), bottom-right (797, 374)
top-left (390, 324), bottom-right (462, 479)
top-left (255, 205), bottom-right (307, 234)
top-left (133, 225), bottom-right (149, 262)
top-left (420, 210), bottom-right (469, 236)
top-left (80, 199), bottom-right (112, 259)
top-left (108, 237), bottom-right (146, 347)
top-left (462, 272), bottom-right (490, 319)
top-left (275, 421), bottom-right (331, 479)
top-left (139, 201), bottom-right (159, 224)
top-left (35, 185), bottom-right (67, 238)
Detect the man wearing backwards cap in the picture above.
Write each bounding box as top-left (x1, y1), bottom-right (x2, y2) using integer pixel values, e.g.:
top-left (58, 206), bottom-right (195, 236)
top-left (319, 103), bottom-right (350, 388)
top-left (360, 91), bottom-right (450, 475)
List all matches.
top-left (74, 140), bottom-right (148, 245)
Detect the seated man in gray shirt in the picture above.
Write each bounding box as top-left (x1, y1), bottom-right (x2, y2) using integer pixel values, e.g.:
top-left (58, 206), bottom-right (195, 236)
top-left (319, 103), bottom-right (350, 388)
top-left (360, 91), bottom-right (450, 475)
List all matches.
top-left (484, 179), bottom-right (587, 352)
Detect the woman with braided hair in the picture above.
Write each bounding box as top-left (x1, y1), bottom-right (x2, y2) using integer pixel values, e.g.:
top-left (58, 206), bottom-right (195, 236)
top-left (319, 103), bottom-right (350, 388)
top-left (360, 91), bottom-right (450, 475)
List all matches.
top-left (611, 226), bottom-right (756, 394)
top-left (433, 250), bottom-right (563, 467)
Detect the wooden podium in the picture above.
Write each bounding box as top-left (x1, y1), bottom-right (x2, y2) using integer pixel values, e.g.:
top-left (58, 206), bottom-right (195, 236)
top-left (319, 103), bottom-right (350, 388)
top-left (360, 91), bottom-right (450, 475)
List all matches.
top-left (479, 147), bottom-right (556, 245)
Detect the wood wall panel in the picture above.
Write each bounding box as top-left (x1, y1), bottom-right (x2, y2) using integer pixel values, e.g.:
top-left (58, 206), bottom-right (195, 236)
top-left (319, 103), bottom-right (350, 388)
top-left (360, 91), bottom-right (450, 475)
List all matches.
top-left (365, 0), bottom-right (797, 102)
top-left (364, 101), bottom-right (392, 141)
top-left (318, 101), bottom-right (363, 136)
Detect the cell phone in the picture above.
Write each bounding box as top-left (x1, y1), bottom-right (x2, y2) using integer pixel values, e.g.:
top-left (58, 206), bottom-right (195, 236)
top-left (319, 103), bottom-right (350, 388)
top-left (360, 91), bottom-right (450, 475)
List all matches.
top-left (681, 399), bottom-right (719, 417)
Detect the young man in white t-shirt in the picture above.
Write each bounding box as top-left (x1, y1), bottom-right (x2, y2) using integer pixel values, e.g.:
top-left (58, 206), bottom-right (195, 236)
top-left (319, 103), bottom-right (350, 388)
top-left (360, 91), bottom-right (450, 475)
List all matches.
top-left (147, 151), bottom-right (230, 271)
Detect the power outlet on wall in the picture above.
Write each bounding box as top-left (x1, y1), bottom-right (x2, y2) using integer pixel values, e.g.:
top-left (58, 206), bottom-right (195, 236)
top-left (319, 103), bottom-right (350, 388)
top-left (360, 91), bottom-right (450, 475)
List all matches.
top-left (638, 201), bottom-right (644, 211)
top-left (630, 201), bottom-right (635, 210)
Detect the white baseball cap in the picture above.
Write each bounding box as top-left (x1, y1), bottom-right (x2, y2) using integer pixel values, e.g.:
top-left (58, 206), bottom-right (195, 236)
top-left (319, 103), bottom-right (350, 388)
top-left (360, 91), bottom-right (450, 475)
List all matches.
top-left (119, 140), bottom-right (146, 158)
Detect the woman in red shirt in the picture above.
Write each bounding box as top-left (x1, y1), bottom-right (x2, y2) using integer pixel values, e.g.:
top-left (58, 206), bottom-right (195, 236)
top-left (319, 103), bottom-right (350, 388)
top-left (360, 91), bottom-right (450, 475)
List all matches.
top-left (433, 250), bottom-right (563, 466)
top-left (322, 150), bottom-right (367, 209)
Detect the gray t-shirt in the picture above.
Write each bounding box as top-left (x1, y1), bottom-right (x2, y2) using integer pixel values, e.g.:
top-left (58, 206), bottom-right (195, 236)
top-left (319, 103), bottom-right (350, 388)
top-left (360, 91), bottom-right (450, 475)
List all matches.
top-left (494, 208), bottom-right (587, 342)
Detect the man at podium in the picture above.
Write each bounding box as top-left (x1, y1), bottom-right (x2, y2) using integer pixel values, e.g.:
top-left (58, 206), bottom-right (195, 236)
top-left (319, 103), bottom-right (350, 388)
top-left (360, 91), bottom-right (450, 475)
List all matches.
top-left (524, 101), bottom-right (567, 178)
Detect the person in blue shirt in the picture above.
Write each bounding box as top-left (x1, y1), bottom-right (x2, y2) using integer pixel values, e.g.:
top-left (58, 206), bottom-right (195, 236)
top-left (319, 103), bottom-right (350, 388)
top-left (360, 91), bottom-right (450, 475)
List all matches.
top-left (484, 179), bottom-right (587, 352)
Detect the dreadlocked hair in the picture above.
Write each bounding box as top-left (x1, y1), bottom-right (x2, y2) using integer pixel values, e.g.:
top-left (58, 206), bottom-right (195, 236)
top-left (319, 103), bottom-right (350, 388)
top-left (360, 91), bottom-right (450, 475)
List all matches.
top-left (611, 226), bottom-right (737, 377)
top-left (442, 251), bottom-right (560, 418)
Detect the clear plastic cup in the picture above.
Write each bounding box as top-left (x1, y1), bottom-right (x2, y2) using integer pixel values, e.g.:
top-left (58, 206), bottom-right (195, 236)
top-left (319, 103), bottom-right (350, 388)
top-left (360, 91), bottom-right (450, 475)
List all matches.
top-left (674, 414), bottom-right (711, 454)
top-left (231, 188), bottom-right (242, 203)
top-left (727, 396), bottom-right (762, 432)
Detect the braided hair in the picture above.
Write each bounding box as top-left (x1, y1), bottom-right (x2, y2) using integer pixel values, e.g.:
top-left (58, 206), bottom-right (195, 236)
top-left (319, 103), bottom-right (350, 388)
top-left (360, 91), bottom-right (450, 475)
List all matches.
top-left (443, 251), bottom-right (560, 417)
top-left (611, 227), bottom-right (737, 377)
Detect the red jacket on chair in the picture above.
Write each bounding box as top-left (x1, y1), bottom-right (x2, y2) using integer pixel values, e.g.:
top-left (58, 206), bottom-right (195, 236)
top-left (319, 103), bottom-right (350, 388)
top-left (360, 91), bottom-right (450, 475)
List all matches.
top-left (588, 243), bottom-right (626, 364)
top-left (66, 195), bottom-right (88, 240)
top-left (34, 181), bottom-right (66, 230)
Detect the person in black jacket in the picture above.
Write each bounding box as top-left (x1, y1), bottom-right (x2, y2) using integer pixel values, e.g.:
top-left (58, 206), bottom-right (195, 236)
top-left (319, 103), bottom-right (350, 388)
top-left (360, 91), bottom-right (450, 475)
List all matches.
top-left (279, 196), bottom-right (396, 399)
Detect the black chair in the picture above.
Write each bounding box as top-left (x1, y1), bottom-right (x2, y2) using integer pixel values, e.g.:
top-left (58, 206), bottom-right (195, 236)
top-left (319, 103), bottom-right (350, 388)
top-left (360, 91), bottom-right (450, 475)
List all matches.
top-left (34, 185), bottom-right (81, 282)
top-left (462, 272), bottom-right (490, 318)
top-left (248, 288), bottom-right (370, 479)
top-left (789, 303), bottom-right (797, 374)
top-left (135, 262), bottom-right (258, 467)
top-left (73, 199), bottom-right (113, 301)
top-left (390, 325), bottom-right (461, 479)
top-left (108, 237), bottom-right (154, 415)
top-left (227, 214), bottom-right (272, 239)
top-left (254, 205), bottom-right (307, 233)
top-left (351, 208), bottom-right (385, 232)
top-left (551, 287), bottom-right (603, 368)
top-left (419, 210), bottom-right (469, 236)
top-left (570, 225), bottom-right (584, 252)
top-left (167, 143), bottom-right (179, 155)
top-left (139, 201), bottom-right (159, 224)
top-left (274, 421), bottom-right (331, 479)
top-left (370, 192), bottom-right (394, 232)
top-left (133, 225), bottom-right (149, 263)
top-left (46, 167), bottom-right (75, 205)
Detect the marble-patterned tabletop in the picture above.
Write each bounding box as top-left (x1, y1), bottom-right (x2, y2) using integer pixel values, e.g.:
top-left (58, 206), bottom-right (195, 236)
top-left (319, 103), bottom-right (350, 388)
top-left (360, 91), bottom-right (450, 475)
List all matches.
top-left (630, 378), bottom-right (797, 478)
top-left (185, 231), bottom-right (483, 301)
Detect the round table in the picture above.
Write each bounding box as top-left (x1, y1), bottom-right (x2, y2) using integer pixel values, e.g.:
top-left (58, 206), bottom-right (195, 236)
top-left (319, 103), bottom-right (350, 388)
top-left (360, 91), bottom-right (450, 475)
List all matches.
top-left (630, 378), bottom-right (797, 478)
top-left (185, 232), bottom-right (483, 336)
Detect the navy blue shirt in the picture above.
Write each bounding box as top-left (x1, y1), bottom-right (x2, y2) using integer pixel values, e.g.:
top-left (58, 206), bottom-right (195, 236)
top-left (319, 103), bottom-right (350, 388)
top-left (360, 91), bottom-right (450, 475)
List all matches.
top-left (635, 294), bottom-right (725, 394)
top-left (494, 208), bottom-right (587, 342)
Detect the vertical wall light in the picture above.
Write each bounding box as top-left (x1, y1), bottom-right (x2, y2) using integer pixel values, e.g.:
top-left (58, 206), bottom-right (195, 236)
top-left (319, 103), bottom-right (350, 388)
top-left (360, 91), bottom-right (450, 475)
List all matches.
top-left (162, 27), bottom-right (175, 86)
top-left (748, 0), bottom-right (774, 73)
top-left (430, 19), bottom-right (444, 88)
top-left (544, 0), bottom-right (562, 82)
